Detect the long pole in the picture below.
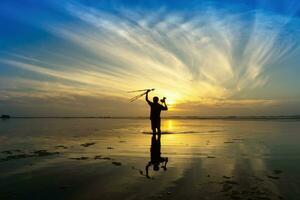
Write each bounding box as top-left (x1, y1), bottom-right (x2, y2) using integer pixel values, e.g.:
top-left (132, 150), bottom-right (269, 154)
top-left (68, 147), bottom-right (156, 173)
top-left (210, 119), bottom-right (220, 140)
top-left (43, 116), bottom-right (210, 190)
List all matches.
top-left (127, 88), bottom-right (155, 93)
top-left (129, 88), bottom-right (155, 102)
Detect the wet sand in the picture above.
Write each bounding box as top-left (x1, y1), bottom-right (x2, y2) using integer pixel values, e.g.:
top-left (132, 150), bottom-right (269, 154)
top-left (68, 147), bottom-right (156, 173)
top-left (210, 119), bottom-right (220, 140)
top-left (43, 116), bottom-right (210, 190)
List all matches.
top-left (1, 118), bottom-right (300, 200)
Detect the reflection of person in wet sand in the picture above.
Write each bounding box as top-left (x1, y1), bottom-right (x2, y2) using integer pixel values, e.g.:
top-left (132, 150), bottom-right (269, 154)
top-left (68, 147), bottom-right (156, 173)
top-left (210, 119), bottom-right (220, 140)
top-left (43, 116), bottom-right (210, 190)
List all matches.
top-left (145, 89), bottom-right (168, 136)
top-left (146, 135), bottom-right (168, 178)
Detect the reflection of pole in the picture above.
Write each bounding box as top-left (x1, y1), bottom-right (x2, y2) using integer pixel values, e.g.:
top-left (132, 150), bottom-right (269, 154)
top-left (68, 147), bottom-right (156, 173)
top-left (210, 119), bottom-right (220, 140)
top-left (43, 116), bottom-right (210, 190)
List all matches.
top-left (128, 88), bottom-right (155, 102)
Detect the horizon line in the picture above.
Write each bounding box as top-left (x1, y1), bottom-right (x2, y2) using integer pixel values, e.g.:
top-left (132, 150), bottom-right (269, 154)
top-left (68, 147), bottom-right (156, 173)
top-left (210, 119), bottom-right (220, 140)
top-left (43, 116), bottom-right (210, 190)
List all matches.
top-left (2, 115), bottom-right (300, 120)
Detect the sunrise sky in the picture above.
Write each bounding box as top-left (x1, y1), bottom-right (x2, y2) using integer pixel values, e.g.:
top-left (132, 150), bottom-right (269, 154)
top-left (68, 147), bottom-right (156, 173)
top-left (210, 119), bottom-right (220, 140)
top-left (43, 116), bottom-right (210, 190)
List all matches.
top-left (1, 0), bottom-right (300, 117)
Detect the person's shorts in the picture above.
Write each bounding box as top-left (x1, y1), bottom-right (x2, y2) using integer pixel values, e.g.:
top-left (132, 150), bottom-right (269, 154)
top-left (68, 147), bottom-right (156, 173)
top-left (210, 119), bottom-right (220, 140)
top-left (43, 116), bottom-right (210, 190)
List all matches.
top-left (151, 118), bottom-right (161, 130)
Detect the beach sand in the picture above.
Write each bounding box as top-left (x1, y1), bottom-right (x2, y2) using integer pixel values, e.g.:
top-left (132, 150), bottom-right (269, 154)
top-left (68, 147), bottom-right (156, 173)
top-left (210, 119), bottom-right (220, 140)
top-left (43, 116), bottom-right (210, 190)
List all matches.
top-left (1, 118), bottom-right (300, 200)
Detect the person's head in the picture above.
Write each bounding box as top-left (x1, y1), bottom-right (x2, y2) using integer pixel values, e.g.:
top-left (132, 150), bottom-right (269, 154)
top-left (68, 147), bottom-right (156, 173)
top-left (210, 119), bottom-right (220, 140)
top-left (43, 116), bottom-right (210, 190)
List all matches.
top-left (153, 164), bottom-right (160, 171)
top-left (153, 96), bottom-right (159, 103)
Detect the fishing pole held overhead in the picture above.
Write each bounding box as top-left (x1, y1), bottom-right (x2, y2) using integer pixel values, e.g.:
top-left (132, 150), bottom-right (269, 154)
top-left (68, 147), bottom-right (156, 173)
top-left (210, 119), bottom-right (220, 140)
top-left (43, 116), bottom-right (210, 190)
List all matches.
top-left (127, 88), bottom-right (155, 93)
top-left (128, 88), bottom-right (155, 102)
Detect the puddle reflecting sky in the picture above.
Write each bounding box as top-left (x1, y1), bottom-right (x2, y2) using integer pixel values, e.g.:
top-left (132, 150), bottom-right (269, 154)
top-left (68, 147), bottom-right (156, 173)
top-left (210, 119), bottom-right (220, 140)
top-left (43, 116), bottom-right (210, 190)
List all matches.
top-left (1, 119), bottom-right (300, 199)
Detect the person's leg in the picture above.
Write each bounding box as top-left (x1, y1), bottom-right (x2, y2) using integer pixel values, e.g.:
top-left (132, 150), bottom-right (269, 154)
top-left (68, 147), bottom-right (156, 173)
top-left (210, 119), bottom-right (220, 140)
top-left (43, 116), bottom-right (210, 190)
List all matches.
top-left (157, 119), bottom-right (161, 139)
top-left (153, 119), bottom-right (160, 138)
top-left (151, 119), bottom-right (156, 135)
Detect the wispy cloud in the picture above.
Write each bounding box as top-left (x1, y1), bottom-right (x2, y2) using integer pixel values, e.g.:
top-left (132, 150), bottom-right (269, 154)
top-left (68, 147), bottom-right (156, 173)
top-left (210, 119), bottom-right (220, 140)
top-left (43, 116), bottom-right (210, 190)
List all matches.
top-left (50, 4), bottom-right (298, 101)
top-left (1, 2), bottom-right (299, 115)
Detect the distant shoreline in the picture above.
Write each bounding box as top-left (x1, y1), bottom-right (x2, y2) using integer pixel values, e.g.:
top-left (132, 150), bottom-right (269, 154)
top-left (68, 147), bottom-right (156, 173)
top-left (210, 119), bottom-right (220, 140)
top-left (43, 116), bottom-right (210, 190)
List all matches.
top-left (2, 115), bottom-right (300, 120)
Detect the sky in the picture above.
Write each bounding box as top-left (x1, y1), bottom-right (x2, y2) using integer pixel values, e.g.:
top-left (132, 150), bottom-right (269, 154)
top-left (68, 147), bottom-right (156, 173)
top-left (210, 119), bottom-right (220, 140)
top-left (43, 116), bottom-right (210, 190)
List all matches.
top-left (0, 0), bottom-right (300, 117)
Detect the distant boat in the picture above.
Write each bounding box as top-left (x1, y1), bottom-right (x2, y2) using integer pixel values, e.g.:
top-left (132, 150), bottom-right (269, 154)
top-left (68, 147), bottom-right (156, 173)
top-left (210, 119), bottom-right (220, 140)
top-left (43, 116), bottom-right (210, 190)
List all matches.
top-left (1, 115), bottom-right (10, 119)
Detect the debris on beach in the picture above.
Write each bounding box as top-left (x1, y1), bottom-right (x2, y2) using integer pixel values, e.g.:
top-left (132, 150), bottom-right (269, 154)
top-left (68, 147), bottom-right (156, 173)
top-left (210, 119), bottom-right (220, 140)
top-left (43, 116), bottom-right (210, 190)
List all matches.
top-left (55, 145), bottom-right (68, 149)
top-left (107, 147), bottom-right (114, 149)
top-left (112, 161), bottom-right (122, 166)
top-left (33, 150), bottom-right (59, 157)
top-left (94, 155), bottom-right (112, 160)
top-left (0, 150), bottom-right (60, 162)
top-left (231, 138), bottom-right (245, 143)
top-left (80, 142), bottom-right (96, 147)
top-left (232, 138), bottom-right (244, 141)
top-left (207, 156), bottom-right (216, 158)
top-left (267, 175), bottom-right (280, 180)
top-left (223, 180), bottom-right (238, 185)
top-left (94, 155), bottom-right (102, 159)
top-left (1, 150), bottom-right (22, 154)
top-left (70, 157), bottom-right (89, 160)
top-left (1, 154), bottom-right (34, 162)
top-left (224, 141), bottom-right (234, 144)
top-left (1, 150), bottom-right (13, 154)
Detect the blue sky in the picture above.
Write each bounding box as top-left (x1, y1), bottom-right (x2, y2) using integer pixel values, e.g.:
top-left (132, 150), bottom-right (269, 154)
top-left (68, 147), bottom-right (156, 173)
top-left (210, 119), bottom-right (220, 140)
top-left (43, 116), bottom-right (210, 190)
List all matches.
top-left (0, 0), bottom-right (300, 116)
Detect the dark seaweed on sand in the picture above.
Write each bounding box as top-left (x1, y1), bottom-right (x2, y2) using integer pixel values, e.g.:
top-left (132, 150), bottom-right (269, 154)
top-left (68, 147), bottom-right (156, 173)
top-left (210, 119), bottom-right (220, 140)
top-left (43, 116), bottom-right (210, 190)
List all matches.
top-left (94, 155), bottom-right (111, 160)
top-left (112, 161), bottom-right (122, 166)
top-left (55, 145), bottom-right (68, 149)
top-left (94, 155), bottom-right (102, 159)
top-left (1, 154), bottom-right (34, 161)
top-left (1, 150), bottom-right (22, 154)
top-left (267, 175), bottom-right (280, 180)
top-left (80, 142), bottom-right (96, 147)
top-left (0, 150), bottom-right (60, 162)
top-left (70, 157), bottom-right (89, 160)
top-left (207, 156), bottom-right (216, 158)
top-left (33, 150), bottom-right (59, 157)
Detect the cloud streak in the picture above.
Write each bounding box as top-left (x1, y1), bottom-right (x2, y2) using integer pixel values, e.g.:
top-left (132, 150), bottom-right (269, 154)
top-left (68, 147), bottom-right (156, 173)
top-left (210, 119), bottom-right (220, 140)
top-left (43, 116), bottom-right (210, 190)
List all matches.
top-left (1, 1), bottom-right (300, 116)
top-left (49, 4), bottom-right (299, 101)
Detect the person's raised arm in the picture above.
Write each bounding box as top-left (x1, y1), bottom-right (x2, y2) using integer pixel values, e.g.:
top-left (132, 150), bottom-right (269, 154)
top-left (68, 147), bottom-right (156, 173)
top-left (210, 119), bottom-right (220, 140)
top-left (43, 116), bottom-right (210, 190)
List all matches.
top-left (145, 90), bottom-right (151, 105)
top-left (162, 101), bottom-right (168, 110)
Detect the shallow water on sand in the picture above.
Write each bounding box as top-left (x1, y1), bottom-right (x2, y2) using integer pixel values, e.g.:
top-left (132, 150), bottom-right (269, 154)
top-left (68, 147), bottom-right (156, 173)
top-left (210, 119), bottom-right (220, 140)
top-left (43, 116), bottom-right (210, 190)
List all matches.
top-left (1, 118), bottom-right (300, 200)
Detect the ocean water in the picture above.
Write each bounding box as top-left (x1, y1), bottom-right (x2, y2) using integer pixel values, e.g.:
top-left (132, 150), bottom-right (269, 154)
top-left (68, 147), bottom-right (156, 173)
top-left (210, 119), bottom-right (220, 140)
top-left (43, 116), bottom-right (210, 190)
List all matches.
top-left (0, 118), bottom-right (300, 199)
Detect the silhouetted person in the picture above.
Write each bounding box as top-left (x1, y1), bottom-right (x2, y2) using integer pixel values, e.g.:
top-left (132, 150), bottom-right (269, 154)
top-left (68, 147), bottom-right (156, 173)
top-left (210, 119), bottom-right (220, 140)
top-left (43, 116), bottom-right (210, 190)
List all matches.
top-left (145, 135), bottom-right (168, 178)
top-left (145, 90), bottom-right (168, 136)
